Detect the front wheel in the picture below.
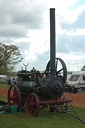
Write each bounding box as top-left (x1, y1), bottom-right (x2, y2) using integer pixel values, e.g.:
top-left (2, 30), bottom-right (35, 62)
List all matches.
top-left (26, 93), bottom-right (40, 117)
top-left (8, 85), bottom-right (21, 111)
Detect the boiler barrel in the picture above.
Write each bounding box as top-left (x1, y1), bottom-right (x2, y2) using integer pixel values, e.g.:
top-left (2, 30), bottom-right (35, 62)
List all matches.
top-left (39, 77), bottom-right (65, 99)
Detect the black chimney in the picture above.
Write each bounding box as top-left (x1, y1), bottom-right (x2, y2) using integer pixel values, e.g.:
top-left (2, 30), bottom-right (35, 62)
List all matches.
top-left (50, 8), bottom-right (56, 77)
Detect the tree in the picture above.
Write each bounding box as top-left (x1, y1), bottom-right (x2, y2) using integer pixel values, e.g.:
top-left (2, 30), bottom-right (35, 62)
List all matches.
top-left (0, 43), bottom-right (23, 75)
top-left (81, 65), bottom-right (85, 71)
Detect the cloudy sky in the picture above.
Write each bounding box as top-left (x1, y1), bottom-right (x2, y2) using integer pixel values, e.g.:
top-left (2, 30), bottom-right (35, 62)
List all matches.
top-left (0, 0), bottom-right (85, 71)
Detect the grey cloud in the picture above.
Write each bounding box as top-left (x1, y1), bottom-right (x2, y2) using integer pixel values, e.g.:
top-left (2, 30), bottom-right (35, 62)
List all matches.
top-left (12, 8), bottom-right (44, 29)
top-left (57, 34), bottom-right (85, 53)
top-left (0, 0), bottom-right (46, 38)
top-left (59, 10), bottom-right (85, 31)
top-left (0, 0), bottom-right (44, 27)
top-left (0, 24), bottom-right (27, 38)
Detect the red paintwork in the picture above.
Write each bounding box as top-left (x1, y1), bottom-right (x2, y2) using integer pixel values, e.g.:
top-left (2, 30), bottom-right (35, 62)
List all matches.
top-left (39, 98), bottom-right (73, 105)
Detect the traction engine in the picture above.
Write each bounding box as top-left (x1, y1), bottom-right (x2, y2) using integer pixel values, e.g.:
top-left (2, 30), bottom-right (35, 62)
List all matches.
top-left (7, 9), bottom-right (85, 123)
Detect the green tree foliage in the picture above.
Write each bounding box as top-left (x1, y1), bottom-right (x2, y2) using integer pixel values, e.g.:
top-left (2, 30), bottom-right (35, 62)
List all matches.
top-left (81, 65), bottom-right (85, 71)
top-left (0, 43), bottom-right (23, 75)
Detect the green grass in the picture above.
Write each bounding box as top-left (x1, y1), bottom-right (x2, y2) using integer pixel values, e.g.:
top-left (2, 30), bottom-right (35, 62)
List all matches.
top-left (0, 83), bottom-right (9, 89)
top-left (0, 96), bottom-right (7, 101)
top-left (0, 95), bottom-right (85, 128)
top-left (78, 89), bottom-right (85, 94)
top-left (0, 107), bottom-right (85, 128)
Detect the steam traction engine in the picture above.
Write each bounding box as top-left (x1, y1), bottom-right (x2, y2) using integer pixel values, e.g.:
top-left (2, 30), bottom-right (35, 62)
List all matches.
top-left (7, 9), bottom-right (85, 123)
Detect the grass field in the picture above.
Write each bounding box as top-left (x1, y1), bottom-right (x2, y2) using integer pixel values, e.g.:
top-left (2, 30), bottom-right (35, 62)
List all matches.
top-left (0, 95), bottom-right (85, 128)
top-left (0, 83), bottom-right (85, 128)
top-left (0, 106), bottom-right (85, 128)
top-left (0, 83), bottom-right (9, 89)
top-left (78, 89), bottom-right (85, 94)
top-left (0, 96), bottom-right (7, 101)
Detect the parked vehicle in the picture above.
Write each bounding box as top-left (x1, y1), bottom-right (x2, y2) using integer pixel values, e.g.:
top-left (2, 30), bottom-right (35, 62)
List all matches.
top-left (8, 77), bottom-right (17, 85)
top-left (0, 75), bottom-right (7, 83)
top-left (66, 71), bottom-right (85, 93)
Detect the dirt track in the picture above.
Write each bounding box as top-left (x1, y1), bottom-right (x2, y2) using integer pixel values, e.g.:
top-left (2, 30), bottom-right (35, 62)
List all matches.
top-left (0, 88), bottom-right (8, 96)
top-left (65, 92), bottom-right (85, 108)
top-left (0, 88), bottom-right (85, 108)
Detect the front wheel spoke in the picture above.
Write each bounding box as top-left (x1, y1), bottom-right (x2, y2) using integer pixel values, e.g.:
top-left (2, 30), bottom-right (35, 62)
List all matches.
top-left (33, 107), bottom-right (36, 113)
top-left (10, 91), bottom-right (13, 97)
top-left (10, 94), bottom-right (13, 97)
top-left (14, 95), bottom-right (18, 100)
top-left (30, 101), bottom-right (36, 107)
top-left (11, 88), bottom-right (13, 91)
top-left (31, 96), bottom-right (33, 102)
top-left (29, 107), bottom-right (33, 113)
top-left (11, 88), bottom-right (14, 94)
top-left (13, 100), bottom-right (18, 105)
top-left (11, 101), bottom-right (14, 105)
top-left (31, 96), bottom-right (34, 102)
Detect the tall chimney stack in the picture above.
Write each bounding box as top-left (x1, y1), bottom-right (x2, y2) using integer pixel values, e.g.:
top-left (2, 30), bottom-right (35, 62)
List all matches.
top-left (50, 8), bottom-right (56, 77)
